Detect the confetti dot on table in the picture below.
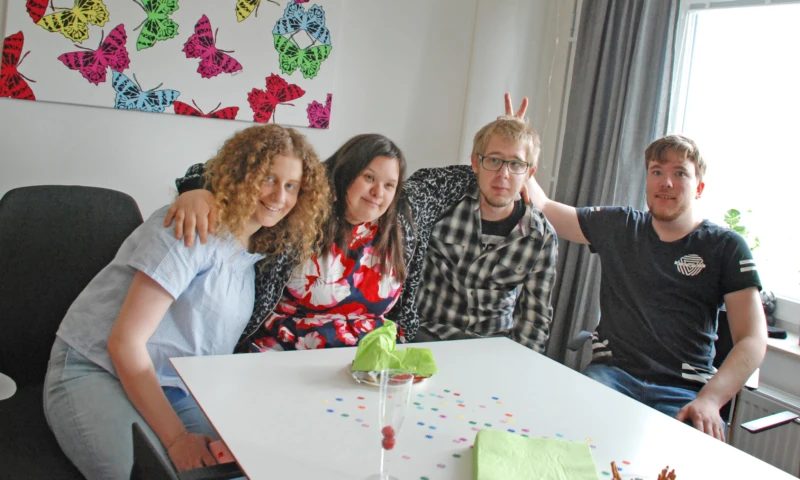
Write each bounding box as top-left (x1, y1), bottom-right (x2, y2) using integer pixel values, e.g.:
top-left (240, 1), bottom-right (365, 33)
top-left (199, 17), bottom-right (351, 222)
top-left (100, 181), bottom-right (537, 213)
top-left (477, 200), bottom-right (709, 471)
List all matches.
top-left (507, 419), bottom-right (516, 424)
top-left (444, 389), bottom-right (451, 393)
top-left (326, 409), bottom-right (334, 413)
top-left (321, 399), bottom-right (328, 403)
top-left (521, 434), bottom-right (529, 438)
top-left (402, 455), bottom-right (411, 460)
top-left (440, 402), bottom-right (448, 407)
top-left (357, 396), bottom-right (364, 400)
top-left (618, 467), bottom-right (624, 472)
top-left (622, 461), bottom-right (631, 465)
top-left (355, 418), bottom-right (363, 423)
top-left (590, 444), bottom-right (597, 449)
top-left (429, 393), bottom-right (436, 397)
top-left (601, 472), bottom-right (610, 477)
top-left (417, 421), bottom-right (425, 426)
top-left (469, 421), bottom-right (477, 425)
top-left (508, 429), bottom-right (516, 433)
top-left (457, 415), bottom-right (464, 419)
top-left (585, 437), bottom-right (593, 442)
top-left (492, 396), bottom-right (499, 400)
top-left (362, 423), bottom-right (370, 428)
top-left (505, 413), bottom-right (513, 417)
top-left (471, 427), bottom-right (479, 431)
top-left (541, 436), bottom-right (549, 439)
top-left (431, 408), bottom-right (439, 412)
top-left (358, 405), bottom-right (366, 410)
top-left (425, 435), bottom-right (433, 439)
top-left (456, 400), bottom-right (464, 404)
top-left (418, 394), bottom-right (425, 398)
top-left (452, 454), bottom-right (462, 459)
top-left (413, 402), bottom-right (420, 406)
top-left (439, 415), bottom-right (447, 419)
top-left (484, 423), bottom-right (492, 427)
top-left (470, 445), bottom-right (474, 449)
top-left (336, 398), bottom-right (343, 402)
top-left (417, 406), bottom-right (424, 410)
top-left (522, 428), bottom-right (529, 433)
top-left (429, 426), bottom-right (437, 430)
top-left (496, 401), bottom-right (503, 405)
top-left (421, 477), bottom-right (430, 480)
top-left (437, 464), bottom-right (446, 469)
top-left (341, 414), bottom-right (349, 418)
top-left (479, 405), bottom-right (486, 409)
top-left (454, 392), bottom-right (461, 396)
top-left (500, 420), bottom-right (508, 424)
top-left (556, 433), bottom-right (564, 438)
top-left (457, 404), bottom-right (466, 408)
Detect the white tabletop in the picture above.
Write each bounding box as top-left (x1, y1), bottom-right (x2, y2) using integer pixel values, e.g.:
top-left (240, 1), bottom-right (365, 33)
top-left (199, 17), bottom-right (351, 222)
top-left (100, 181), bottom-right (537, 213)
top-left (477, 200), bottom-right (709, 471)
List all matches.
top-left (0, 372), bottom-right (17, 401)
top-left (172, 338), bottom-right (795, 480)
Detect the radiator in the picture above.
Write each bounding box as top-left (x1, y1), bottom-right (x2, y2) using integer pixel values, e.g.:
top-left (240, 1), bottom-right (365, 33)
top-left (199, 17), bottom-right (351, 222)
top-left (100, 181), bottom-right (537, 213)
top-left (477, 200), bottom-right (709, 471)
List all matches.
top-left (731, 386), bottom-right (800, 476)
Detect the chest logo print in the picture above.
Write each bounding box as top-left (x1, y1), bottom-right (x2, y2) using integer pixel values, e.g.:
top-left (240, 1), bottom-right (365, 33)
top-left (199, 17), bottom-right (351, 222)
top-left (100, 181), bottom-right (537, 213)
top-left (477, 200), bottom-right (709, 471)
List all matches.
top-left (675, 254), bottom-right (706, 276)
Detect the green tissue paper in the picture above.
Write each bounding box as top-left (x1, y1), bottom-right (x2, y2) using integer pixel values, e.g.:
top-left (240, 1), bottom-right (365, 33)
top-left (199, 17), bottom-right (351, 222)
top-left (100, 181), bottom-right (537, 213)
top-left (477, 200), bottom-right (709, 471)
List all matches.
top-left (474, 429), bottom-right (598, 480)
top-left (351, 320), bottom-right (437, 376)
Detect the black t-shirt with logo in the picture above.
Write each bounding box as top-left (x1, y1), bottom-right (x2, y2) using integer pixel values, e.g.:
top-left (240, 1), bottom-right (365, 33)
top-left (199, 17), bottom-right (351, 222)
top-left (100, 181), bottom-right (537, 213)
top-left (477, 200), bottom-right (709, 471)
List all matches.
top-left (576, 206), bottom-right (761, 391)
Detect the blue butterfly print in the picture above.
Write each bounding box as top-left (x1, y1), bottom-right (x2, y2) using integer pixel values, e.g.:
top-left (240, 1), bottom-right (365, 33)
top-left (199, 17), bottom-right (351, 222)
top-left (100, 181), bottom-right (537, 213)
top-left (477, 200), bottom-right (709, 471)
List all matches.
top-left (272, 3), bottom-right (331, 46)
top-left (111, 71), bottom-right (180, 112)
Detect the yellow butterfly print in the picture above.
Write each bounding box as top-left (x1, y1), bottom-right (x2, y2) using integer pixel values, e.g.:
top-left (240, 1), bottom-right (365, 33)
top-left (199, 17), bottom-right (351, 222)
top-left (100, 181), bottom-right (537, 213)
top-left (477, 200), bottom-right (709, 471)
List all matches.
top-left (37, 0), bottom-right (109, 43)
top-left (235, 0), bottom-right (280, 23)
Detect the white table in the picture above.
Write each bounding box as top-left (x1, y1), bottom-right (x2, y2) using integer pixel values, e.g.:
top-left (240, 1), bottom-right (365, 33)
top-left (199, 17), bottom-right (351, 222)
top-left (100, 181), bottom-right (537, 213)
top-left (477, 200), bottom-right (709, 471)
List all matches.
top-left (172, 338), bottom-right (795, 480)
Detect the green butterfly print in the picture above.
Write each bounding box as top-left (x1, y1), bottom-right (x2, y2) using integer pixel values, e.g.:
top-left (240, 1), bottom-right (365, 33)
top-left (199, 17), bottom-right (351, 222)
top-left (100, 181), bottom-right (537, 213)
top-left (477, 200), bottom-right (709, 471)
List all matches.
top-left (273, 34), bottom-right (332, 79)
top-left (133, 0), bottom-right (179, 51)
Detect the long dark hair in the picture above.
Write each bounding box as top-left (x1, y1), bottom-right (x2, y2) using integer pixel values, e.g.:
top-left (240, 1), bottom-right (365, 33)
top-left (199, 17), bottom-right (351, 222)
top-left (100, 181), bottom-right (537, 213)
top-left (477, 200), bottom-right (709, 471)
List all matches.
top-left (322, 134), bottom-right (409, 283)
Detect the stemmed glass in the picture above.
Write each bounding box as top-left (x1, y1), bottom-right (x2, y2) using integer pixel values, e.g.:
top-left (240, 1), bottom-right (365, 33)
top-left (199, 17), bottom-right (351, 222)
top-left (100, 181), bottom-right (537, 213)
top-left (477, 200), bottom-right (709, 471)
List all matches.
top-left (366, 369), bottom-right (414, 480)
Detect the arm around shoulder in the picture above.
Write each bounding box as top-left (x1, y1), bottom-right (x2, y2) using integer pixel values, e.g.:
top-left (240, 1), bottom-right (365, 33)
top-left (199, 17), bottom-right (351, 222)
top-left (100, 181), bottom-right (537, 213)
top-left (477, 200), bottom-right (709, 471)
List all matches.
top-left (525, 173), bottom-right (588, 244)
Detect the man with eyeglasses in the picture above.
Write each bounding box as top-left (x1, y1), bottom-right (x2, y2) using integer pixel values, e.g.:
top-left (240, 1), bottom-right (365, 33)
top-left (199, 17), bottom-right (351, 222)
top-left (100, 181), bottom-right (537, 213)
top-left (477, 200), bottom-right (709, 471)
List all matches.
top-left (407, 105), bottom-right (558, 353)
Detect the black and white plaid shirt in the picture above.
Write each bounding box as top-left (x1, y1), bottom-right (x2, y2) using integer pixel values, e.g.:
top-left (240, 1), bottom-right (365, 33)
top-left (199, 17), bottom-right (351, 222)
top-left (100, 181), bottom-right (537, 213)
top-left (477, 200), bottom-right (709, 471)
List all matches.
top-left (415, 186), bottom-right (558, 353)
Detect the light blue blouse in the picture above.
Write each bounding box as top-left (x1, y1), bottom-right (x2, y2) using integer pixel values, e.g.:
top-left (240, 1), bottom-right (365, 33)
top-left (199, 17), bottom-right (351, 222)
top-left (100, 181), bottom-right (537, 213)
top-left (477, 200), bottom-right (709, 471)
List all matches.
top-left (57, 205), bottom-right (265, 392)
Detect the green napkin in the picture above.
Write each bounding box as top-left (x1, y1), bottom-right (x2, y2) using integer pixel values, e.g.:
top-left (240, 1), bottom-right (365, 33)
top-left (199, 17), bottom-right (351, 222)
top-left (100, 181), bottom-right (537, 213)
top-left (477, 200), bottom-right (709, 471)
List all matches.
top-left (474, 429), bottom-right (598, 480)
top-left (351, 320), bottom-right (438, 376)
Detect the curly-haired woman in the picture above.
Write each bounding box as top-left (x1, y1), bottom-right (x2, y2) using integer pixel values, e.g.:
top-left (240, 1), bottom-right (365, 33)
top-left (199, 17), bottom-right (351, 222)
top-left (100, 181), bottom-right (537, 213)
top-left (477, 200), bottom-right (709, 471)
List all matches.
top-left (42, 124), bottom-right (329, 479)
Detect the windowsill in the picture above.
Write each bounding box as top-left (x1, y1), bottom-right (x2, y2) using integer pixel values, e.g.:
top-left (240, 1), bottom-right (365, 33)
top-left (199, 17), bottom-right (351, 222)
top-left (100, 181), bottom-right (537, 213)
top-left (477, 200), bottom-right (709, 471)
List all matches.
top-left (766, 331), bottom-right (800, 361)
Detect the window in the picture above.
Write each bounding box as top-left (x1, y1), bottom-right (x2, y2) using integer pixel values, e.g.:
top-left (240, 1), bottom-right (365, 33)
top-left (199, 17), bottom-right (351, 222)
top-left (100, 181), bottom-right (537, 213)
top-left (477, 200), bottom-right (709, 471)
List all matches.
top-left (670, 1), bottom-right (800, 317)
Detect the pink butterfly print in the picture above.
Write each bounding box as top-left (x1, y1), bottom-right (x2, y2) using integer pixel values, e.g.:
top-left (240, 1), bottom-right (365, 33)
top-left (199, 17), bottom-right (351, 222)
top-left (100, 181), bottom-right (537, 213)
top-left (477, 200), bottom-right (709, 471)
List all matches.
top-left (294, 0), bottom-right (310, 3)
top-left (248, 74), bottom-right (305, 124)
top-left (173, 100), bottom-right (239, 120)
top-left (58, 24), bottom-right (130, 86)
top-left (183, 15), bottom-right (243, 79)
top-left (307, 93), bottom-right (332, 129)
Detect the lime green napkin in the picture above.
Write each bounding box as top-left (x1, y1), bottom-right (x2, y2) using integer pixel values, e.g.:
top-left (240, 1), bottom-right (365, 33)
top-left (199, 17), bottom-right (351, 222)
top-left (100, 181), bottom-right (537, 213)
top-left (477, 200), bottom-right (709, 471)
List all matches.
top-left (351, 320), bottom-right (438, 376)
top-left (474, 429), bottom-right (598, 480)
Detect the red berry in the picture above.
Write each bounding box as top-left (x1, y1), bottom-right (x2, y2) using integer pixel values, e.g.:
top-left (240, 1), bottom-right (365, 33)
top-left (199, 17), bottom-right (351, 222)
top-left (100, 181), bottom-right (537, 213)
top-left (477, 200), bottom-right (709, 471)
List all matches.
top-left (382, 436), bottom-right (396, 450)
top-left (382, 426), bottom-right (395, 438)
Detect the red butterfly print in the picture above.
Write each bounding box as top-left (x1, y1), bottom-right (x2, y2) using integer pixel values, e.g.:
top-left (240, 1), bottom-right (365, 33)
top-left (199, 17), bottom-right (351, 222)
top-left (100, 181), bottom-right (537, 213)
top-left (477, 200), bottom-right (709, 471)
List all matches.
top-left (173, 100), bottom-right (239, 120)
top-left (247, 74), bottom-right (305, 124)
top-left (307, 93), bottom-right (332, 129)
top-left (58, 24), bottom-right (130, 86)
top-left (26, 0), bottom-right (48, 23)
top-left (182, 15), bottom-right (243, 79)
top-left (1, 32), bottom-right (36, 101)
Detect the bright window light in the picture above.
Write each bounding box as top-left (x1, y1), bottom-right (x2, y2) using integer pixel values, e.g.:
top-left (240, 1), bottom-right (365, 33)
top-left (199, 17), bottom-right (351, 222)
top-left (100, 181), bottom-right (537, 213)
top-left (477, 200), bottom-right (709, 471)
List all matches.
top-left (671, 3), bottom-right (800, 299)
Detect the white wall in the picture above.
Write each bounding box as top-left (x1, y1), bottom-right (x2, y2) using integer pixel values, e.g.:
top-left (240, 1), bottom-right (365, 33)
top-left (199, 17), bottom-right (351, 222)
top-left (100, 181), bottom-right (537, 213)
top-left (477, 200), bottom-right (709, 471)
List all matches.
top-left (0, 0), bottom-right (574, 217)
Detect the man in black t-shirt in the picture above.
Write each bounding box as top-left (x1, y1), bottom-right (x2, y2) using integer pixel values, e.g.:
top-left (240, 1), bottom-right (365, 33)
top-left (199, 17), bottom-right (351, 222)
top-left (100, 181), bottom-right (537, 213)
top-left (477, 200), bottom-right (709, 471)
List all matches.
top-left (526, 133), bottom-right (767, 442)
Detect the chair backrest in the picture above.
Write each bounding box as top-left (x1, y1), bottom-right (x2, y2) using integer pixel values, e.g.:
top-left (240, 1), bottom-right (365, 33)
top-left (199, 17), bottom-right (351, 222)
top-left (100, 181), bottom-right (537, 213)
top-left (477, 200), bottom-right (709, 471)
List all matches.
top-left (0, 185), bottom-right (143, 387)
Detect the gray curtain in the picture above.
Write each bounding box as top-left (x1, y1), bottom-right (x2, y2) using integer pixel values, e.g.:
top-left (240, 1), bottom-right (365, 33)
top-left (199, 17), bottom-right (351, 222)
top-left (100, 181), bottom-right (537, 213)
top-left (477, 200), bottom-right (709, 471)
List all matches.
top-left (546, 0), bottom-right (679, 369)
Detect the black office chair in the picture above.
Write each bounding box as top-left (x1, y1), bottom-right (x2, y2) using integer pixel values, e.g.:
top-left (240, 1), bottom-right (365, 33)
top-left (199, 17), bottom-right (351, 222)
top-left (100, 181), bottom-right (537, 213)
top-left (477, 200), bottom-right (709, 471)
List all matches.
top-left (0, 185), bottom-right (144, 478)
top-left (130, 423), bottom-right (244, 480)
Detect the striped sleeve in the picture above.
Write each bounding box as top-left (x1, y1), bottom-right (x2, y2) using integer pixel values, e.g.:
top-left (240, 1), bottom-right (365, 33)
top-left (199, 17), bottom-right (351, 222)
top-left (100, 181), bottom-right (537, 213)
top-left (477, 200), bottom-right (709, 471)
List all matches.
top-left (721, 230), bottom-right (762, 295)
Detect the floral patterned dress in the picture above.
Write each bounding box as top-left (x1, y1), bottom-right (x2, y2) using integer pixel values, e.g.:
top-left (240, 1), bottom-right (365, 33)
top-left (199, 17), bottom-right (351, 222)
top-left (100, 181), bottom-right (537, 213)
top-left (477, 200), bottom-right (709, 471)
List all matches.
top-left (245, 222), bottom-right (402, 351)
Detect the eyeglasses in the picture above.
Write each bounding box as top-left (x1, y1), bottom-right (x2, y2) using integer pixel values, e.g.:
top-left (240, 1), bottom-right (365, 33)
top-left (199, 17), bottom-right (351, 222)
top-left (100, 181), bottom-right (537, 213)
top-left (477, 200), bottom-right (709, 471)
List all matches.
top-left (477, 154), bottom-right (530, 175)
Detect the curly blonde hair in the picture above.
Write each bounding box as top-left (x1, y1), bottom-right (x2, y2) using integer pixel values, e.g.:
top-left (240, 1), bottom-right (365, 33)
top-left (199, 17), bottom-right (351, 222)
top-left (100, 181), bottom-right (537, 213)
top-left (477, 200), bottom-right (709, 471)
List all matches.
top-left (204, 124), bottom-right (329, 263)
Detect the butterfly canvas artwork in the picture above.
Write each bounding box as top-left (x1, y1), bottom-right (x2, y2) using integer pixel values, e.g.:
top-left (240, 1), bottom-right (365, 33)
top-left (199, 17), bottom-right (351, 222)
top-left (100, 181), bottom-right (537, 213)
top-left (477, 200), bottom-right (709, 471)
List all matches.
top-left (2, 0), bottom-right (341, 128)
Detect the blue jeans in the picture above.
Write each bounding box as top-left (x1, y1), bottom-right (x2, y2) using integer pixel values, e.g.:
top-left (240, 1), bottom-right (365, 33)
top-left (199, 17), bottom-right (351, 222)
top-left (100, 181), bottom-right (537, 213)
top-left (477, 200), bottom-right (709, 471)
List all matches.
top-left (584, 363), bottom-right (698, 419)
top-left (43, 337), bottom-right (218, 480)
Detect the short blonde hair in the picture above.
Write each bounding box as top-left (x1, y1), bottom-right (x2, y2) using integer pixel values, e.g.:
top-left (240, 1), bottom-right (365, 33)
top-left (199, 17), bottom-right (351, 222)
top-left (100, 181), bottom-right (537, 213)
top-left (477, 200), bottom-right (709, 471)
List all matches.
top-left (471, 116), bottom-right (541, 167)
top-left (204, 124), bottom-right (329, 263)
top-left (645, 135), bottom-right (706, 183)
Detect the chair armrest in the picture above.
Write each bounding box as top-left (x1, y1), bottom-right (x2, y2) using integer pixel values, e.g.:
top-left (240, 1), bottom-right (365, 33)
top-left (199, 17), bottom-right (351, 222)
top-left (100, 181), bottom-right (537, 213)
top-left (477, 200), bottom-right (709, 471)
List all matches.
top-left (178, 463), bottom-right (244, 480)
top-left (567, 331), bottom-right (593, 351)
